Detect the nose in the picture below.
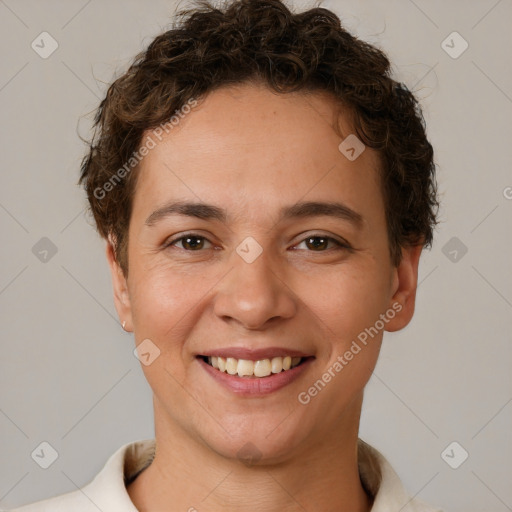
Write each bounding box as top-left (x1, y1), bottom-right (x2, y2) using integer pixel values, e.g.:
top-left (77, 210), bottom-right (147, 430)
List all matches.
top-left (213, 245), bottom-right (297, 330)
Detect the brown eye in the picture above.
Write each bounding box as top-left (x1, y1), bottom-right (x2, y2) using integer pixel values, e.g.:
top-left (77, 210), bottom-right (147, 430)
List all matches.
top-left (182, 236), bottom-right (205, 250)
top-left (167, 234), bottom-right (212, 251)
top-left (295, 235), bottom-right (347, 252)
top-left (305, 236), bottom-right (329, 251)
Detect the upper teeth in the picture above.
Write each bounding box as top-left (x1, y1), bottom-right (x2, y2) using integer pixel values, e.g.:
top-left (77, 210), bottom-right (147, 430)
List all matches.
top-left (208, 356), bottom-right (302, 377)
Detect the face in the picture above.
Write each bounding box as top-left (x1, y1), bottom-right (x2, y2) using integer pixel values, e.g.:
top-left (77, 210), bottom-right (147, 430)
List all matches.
top-left (108, 82), bottom-right (422, 463)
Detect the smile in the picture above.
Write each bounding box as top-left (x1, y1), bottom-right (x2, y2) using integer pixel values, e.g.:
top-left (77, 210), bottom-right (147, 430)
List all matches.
top-left (201, 355), bottom-right (304, 378)
top-left (197, 354), bottom-right (314, 396)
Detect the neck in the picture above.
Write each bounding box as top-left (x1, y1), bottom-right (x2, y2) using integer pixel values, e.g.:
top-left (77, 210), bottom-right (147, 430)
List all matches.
top-left (127, 396), bottom-right (372, 512)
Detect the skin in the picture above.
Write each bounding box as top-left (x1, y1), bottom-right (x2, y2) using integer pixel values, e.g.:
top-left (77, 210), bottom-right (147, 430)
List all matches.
top-left (106, 82), bottom-right (423, 511)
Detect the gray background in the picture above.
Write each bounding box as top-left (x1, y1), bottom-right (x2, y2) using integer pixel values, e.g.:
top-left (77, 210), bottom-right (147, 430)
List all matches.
top-left (1, 0), bottom-right (511, 510)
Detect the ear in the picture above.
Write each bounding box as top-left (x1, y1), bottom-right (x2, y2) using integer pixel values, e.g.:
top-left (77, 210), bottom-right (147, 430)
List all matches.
top-left (105, 236), bottom-right (133, 332)
top-left (384, 244), bottom-right (423, 332)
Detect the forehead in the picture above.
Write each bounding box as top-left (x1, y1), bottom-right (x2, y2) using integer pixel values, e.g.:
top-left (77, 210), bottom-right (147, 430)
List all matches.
top-left (132, 83), bottom-right (383, 223)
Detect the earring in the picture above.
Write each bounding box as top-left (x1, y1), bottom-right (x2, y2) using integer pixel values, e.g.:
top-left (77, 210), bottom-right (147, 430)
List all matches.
top-left (122, 320), bottom-right (126, 330)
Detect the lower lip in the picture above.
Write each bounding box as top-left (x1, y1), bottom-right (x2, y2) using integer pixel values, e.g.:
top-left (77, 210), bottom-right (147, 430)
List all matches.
top-left (197, 357), bottom-right (314, 396)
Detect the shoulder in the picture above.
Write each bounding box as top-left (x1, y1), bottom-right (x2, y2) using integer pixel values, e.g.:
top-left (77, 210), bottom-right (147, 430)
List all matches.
top-left (358, 439), bottom-right (443, 512)
top-left (7, 489), bottom-right (95, 512)
top-left (6, 439), bottom-right (155, 512)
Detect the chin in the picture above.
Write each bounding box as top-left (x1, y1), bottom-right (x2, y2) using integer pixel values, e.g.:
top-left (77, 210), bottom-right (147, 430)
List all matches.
top-left (196, 413), bottom-right (311, 465)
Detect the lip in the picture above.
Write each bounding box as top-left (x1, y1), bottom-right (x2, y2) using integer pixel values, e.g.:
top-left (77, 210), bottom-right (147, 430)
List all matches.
top-left (198, 346), bottom-right (314, 360)
top-left (197, 356), bottom-right (315, 396)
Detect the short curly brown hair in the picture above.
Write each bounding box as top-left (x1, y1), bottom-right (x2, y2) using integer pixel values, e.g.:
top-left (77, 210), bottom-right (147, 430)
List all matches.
top-left (79, 0), bottom-right (438, 275)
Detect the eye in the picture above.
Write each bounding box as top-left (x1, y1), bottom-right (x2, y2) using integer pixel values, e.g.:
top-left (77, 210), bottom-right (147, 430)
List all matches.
top-left (164, 233), bottom-right (350, 253)
top-left (293, 234), bottom-right (350, 252)
top-left (165, 234), bottom-right (213, 251)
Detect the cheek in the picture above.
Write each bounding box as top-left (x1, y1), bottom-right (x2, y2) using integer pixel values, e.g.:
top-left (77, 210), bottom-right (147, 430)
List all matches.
top-left (130, 262), bottom-right (225, 360)
top-left (306, 261), bottom-right (391, 342)
top-left (128, 268), bottom-right (207, 394)
top-left (298, 259), bottom-right (391, 398)
top-left (128, 263), bottom-right (218, 350)
top-left (293, 268), bottom-right (387, 427)
top-left (299, 267), bottom-right (389, 411)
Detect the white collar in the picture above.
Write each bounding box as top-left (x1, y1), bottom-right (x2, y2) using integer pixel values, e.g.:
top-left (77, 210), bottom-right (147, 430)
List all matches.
top-left (12, 439), bottom-right (441, 511)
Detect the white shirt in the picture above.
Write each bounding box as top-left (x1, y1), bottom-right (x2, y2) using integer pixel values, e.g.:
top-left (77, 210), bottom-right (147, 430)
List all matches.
top-left (7, 439), bottom-right (442, 511)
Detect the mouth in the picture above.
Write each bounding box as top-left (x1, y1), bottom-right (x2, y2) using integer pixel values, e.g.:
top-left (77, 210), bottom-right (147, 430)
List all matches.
top-left (197, 354), bottom-right (312, 378)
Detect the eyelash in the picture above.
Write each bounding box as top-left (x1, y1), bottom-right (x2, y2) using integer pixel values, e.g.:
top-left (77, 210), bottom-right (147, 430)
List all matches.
top-left (164, 233), bottom-right (351, 253)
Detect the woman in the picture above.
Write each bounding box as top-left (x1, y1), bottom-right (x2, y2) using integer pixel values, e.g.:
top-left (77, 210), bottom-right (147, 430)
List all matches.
top-left (11, 0), bottom-right (440, 510)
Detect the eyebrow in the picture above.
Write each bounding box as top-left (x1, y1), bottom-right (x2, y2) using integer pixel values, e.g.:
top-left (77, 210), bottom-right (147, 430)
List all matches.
top-left (145, 200), bottom-right (364, 227)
